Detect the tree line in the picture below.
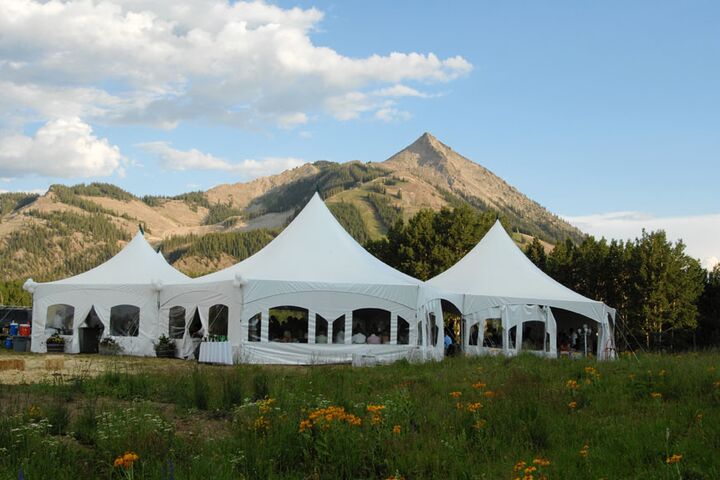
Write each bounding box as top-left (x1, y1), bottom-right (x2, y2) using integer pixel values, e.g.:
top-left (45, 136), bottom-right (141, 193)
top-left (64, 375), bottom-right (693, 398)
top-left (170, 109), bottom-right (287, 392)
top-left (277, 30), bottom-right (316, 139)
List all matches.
top-left (525, 233), bottom-right (711, 350)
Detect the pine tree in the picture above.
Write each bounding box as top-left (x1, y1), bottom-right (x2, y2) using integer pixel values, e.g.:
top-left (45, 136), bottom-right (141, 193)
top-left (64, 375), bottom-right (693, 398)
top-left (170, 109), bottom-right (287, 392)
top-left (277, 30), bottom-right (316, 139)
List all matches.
top-left (525, 237), bottom-right (547, 271)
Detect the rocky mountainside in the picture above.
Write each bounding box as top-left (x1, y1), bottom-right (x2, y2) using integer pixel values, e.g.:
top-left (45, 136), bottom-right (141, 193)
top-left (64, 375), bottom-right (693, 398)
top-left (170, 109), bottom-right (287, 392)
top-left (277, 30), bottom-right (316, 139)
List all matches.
top-left (0, 133), bottom-right (582, 281)
top-left (381, 133), bottom-right (578, 243)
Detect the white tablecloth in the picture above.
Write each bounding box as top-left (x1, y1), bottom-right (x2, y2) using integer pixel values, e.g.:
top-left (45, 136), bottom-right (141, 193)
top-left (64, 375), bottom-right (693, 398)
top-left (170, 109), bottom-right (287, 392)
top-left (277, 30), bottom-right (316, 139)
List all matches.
top-left (198, 342), bottom-right (233, 365)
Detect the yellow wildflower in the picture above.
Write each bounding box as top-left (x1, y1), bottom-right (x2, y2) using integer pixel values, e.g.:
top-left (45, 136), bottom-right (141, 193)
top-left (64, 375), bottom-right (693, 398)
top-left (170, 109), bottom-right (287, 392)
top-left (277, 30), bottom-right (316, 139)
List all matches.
top-left (533, 458), bottom-right (551, 467)
top-left (650, 392), bottom-right (663, 399)
top-left (513, 460), bottom-right (527, 472)
top-left (122, 452), bottom-right (139, 463)
top-left (473, 419), bottom-right (486, 429)
top-left (115, 451), bottom-right (139, 469)
top-left (27, 405), bottom-right (41, 419)
top-left (466, 402), bottom-right (483, 413)
top-left (472, 381), bottom-right (486, 389)
top-left (258, 397), bottom-right (276, 414)
top-left (392, 424), bottom-right (401, 434)
top-left (568, 401), bottom-right (577, 409)
top-left (579, 444), bottom-right (590, 458)
top-left (566, 379), bottom-right (579, 390)
top-left (483, 390), bottom-right (496, 398)
top-left (450, 391), bottom-right (462, 398)
top-left (367, 404), bottom-right (386, 425)
top-left (299, 405), bottom-right (362, 431)
top-left (666, 454), bottom-right (682, 465)
top-left (252, 416), bottom-right (270, 433)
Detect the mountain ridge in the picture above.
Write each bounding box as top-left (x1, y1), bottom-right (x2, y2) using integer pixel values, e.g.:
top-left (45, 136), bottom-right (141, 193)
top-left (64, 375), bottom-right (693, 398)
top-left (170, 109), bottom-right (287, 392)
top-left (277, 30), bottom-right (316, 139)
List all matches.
top-left (0, 133), bottom-right (583, 281)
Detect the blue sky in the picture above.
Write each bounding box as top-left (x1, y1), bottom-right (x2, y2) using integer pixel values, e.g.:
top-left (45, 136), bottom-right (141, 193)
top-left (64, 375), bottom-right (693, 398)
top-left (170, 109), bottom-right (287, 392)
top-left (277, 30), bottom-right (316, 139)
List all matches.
top-left (0, 1), bottom-right (718, 266)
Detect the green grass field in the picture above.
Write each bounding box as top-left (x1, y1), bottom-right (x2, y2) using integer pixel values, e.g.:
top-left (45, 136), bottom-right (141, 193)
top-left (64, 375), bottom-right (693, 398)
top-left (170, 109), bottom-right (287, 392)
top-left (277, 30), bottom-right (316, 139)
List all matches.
top-left (1, 352), bottom-right (719, 479)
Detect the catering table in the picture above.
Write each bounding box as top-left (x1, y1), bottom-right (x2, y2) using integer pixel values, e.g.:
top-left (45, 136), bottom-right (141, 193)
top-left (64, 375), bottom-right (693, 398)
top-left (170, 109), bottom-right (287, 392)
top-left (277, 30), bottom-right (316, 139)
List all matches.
top-left (198, 341), bottom-right (233, 365)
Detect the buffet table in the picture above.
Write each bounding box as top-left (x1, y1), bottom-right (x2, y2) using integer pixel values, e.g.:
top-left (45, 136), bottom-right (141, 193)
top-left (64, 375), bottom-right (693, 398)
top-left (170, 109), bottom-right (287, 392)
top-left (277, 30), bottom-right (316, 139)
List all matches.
top-left (198, 341), bottom-right (233, 365)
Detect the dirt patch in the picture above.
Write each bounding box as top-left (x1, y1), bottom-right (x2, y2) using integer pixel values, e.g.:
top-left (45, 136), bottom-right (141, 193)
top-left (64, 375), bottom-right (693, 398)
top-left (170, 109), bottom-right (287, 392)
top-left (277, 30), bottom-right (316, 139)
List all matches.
top-left (0, 352), bottom-right (203, 385)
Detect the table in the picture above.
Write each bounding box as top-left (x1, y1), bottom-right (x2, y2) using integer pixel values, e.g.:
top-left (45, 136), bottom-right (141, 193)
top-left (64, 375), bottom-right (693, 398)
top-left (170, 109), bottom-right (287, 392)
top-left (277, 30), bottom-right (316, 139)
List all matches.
top-left (198, 341), bottom-right (233, 365)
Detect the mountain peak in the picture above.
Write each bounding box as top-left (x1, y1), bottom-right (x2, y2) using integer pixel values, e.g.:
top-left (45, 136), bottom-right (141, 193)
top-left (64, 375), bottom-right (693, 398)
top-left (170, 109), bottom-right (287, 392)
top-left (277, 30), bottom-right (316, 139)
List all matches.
top-left (382, 132), bottom-right (459, 175)
top-left (411, 132), bottom-right (446, 151)
top-left (418, 131), bottom-right (437, 142)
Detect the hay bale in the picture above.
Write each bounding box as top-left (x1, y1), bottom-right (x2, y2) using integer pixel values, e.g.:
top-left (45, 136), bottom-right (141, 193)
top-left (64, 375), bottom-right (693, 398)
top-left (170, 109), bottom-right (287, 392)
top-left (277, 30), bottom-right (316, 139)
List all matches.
top-left (0, 359), bottom-right (25, 371)
top-left (45, 358), bottom-right (65, 371)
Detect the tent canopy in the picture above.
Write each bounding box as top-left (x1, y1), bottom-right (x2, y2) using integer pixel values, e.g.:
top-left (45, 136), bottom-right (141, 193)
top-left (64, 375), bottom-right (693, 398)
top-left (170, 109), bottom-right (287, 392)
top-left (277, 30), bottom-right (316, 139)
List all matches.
top-left (428, 220), bottom-right (612, 322)
top-left (45, 231), bottom-right (190, 286)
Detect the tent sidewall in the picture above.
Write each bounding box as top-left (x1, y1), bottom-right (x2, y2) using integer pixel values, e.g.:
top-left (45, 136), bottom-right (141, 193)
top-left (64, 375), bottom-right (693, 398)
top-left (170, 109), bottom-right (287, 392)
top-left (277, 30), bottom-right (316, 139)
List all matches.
top-left (31, 285), bottom-right (158, 356)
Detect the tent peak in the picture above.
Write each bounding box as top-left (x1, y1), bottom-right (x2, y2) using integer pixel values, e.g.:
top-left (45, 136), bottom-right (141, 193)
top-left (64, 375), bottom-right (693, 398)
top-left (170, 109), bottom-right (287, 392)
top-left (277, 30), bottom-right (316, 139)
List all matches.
top-left (196, 189), bottom-right (422, 286)
top-left (489, 219), bottom-right (506, 232)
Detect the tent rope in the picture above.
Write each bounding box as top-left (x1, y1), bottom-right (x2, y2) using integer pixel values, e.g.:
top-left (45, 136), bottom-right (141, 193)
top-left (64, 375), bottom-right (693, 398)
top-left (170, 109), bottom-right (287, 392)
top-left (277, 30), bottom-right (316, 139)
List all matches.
top-left (616, 313), bottom-right (642, 362)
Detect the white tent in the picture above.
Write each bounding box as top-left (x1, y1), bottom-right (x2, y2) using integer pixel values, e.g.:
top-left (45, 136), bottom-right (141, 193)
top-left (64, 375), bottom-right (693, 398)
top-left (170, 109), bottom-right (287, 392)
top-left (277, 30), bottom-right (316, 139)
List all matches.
top-left (24, 231), bottom-right (190, 356)
top-left (160, 193), bottom-right (445, 365)
top-left (428, 221), bottom-right (616, 359)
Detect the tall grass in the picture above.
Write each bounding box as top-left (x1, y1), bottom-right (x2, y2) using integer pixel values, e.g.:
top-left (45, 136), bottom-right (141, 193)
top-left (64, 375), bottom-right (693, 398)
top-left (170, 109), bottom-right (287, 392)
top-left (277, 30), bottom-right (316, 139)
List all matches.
top-left (1, 352), bottom-right (719, 479)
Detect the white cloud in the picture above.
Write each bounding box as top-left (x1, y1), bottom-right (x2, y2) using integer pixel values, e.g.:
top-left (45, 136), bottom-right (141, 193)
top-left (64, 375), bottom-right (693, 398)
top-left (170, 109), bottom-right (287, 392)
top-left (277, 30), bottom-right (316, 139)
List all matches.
top-left (0, 118), bottom-right (124, 178)
top-left (277, 112), bottom-right (309, 129)
top-left (563, 211), bottom-right (720, 270)
top-left (373, 84), bottom-right (429, 98)
top-left (0, 80), bottom-right (129, 123)
top-left (139, 141), bottom-right (304, 178)
top-left (0, 1), bottom-right (472, 129)
top-left (325, 92), bottom-right (376, 121)
top-left (375, 107), bottom-right (412, 123)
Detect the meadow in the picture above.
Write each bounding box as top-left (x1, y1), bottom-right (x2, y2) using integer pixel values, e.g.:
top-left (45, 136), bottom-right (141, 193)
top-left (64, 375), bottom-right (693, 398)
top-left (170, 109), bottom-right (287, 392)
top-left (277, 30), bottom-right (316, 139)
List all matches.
top-left (1, 352), bottom-right (719, 479)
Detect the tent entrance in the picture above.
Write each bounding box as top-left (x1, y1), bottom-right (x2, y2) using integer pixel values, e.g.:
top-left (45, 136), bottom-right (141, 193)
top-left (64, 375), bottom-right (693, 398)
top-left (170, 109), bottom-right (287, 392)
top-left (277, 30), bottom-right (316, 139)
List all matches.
top-left (553, 307), bottom-right (598, 357)
top-left (441, 299), bottom-right (461, 355)
top-left (79, 307), bottom-right (104, 354)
